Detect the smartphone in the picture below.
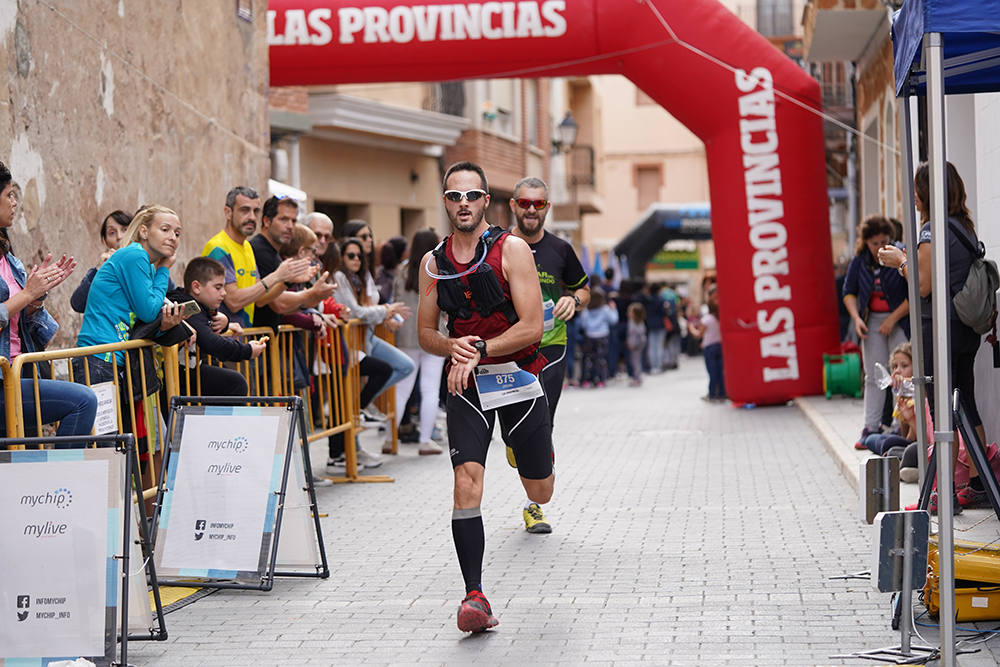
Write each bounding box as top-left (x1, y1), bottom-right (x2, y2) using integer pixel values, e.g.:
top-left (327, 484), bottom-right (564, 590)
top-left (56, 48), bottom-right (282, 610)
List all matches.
top-left (178, 299), bottom-right (202, 318)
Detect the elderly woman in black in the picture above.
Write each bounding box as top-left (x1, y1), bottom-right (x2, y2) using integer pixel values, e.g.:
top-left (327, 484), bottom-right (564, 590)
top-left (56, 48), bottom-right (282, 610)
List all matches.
top-left (878, 161), bottom-right (986, 511)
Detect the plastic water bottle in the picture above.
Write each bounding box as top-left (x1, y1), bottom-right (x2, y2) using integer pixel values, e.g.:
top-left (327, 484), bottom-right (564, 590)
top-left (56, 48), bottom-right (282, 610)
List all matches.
top-left (874, 362), bottom-right (914, 397)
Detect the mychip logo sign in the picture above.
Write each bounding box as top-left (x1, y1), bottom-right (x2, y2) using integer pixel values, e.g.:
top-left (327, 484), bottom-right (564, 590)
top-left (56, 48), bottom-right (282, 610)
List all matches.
top-left (1, 455), bottom-right (119, 659)
top-left (158, 414), bottom-right (283, 574)
top-left (20, 487), bottom-right (73, 509)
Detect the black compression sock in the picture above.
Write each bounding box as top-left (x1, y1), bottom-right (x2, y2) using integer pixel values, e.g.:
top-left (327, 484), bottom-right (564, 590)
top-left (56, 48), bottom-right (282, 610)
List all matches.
top-left (970, 476), bottom-right (985, 492)
top-left (452, 507), bottom-right (484, 594)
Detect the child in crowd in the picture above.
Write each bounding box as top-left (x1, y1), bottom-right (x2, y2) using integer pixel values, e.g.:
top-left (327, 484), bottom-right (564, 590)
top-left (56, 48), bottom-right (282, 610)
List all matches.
top-left (168, 257), bottom-right (267, 396)
top-left (578, 290), bottom-right (618, 388)
top-left (860, 342), bottom-right (914, 458)
top-left (626, 301), bottom-right (647, 387)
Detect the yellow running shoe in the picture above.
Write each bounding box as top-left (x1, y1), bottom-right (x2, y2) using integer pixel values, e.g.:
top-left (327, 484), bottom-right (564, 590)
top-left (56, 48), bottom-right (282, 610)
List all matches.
top-left (506, 445), bottom-right (517, 468)
top-left (523, 503), bottom-right (552, 534)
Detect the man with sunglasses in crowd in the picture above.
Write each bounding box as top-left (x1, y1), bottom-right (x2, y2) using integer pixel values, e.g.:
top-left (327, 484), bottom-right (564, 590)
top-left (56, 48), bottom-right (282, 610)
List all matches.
top-left (418, 161), bottom-right (552, 633)
top-left (508, 177), bottom-right (589, 534)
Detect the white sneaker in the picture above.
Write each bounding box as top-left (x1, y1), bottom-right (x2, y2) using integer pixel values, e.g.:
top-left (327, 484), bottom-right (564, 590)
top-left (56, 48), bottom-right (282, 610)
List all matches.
top-left (361, 407), bottom-right (388, 424)
top-left (418, 441), bottom-right (443, 455)
top-left (311, 473), bottom-right (333, 487)
top-left (357, 448), bottom-right (383, 468)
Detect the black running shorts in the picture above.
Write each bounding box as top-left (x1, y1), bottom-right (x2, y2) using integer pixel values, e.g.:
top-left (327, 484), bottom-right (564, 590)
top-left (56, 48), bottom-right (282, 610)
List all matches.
top-left (446, 382), bottom-right (553, 480)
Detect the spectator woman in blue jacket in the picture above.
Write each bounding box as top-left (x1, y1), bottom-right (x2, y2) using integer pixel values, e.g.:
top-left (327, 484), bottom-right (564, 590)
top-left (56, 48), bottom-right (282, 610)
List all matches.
top-left (74, 205), bottom-right (188, 383)
top-left (842, 214), bottom-right (910, 446)
top-left (0, 161), bottom-right (97, 439)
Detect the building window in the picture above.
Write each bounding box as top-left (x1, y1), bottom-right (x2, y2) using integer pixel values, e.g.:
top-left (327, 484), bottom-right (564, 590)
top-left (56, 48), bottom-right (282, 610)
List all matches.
top-left (636, 165), bottom-right (662, 211)
top-left (525, 80), bottom-right (539, 147)
top-left (756, 0), bottom-right (793, 37)
top-left (861, 117), bottom-right (879, 220)
top-left (883, 101), bottom-right (897, 218)
top-left (488, 79), bottom-right (515, 135)
top-left (236, 0), bottom-right (252, 21)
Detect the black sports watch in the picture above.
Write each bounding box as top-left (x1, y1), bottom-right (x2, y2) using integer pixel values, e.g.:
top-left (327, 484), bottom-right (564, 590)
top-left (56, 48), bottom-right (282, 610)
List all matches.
top-left (473, 339), bottom-right (488, 359)
top-left (572, 294), bottom-right (582, 309)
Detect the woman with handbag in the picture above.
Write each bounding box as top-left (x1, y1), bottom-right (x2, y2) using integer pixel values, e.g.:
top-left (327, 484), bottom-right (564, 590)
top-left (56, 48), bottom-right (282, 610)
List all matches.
top-left (0, 161), bottom-right (97, 439)
top-left (843, 214), bottom-right (910, 447)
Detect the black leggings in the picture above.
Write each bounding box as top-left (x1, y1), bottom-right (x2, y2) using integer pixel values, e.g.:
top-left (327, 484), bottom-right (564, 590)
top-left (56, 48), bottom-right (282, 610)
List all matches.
top-left (922, 318), bottom-right (982, 428)
top-left (176, 364), bottom-right (249, 397)
top-left (329, 355), bottom-right (393, 458)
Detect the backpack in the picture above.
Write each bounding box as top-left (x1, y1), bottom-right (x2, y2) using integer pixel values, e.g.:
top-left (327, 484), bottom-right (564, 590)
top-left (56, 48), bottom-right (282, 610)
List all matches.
top-left (949, 221), bottom-right (999, 335)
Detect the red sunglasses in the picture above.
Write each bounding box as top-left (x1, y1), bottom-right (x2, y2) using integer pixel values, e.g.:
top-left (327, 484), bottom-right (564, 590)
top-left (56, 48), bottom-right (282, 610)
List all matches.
top-left (515, 198), bottom-right (548, 210)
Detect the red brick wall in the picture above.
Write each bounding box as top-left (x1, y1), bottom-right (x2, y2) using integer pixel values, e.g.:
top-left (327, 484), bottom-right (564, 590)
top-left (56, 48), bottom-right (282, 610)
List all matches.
top-left (445, 78), bottom-right (552, 194)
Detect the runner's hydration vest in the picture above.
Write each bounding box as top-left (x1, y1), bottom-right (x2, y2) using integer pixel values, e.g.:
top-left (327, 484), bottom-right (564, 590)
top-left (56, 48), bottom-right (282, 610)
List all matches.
top-left (431, 225), bottom-right (543, 372)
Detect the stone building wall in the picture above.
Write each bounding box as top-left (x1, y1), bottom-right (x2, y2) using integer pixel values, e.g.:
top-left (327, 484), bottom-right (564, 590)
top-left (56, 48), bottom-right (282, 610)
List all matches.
top-left (0, 1), bottom-right (269, 346)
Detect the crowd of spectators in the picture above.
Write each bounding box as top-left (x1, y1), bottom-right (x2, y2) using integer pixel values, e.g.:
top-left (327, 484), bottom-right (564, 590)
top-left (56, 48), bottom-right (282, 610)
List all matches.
top-left (1, 159), bottom-right (733, 468)
top-left (564, 270), bottom-right (718, 398)
top-left (0, 164), bottom-right (430, 470)
top-left (850, 161), bottom-right (996, 513)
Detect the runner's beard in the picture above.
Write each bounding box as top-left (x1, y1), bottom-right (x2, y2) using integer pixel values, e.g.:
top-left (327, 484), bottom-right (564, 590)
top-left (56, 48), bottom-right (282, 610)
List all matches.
top-left (515, 213), bottom-right (544, 237)
top-left (450, 206), bottom-right (486, 233)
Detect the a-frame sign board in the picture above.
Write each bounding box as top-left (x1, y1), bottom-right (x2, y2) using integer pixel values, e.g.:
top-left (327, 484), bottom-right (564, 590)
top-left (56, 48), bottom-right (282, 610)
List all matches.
top-left (0, 434), bottom-right (165, 667)
top-left (152, 396), bottom-right (327, 591)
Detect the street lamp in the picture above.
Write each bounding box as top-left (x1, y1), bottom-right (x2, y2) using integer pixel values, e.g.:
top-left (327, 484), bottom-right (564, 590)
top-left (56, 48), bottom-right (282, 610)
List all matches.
top-left (553, 111), bottom-right (578, 153)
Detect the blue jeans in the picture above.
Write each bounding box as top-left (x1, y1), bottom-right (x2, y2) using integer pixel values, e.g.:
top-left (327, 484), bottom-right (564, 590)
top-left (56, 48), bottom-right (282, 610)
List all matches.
top-left (703, 342), bottom-right (725, 399)
top-left (367, 332), bottom-right (415, 399)
top-left (646, 329), bottom-right (666, 372)
top-left (0, 378), bottom-right (98, 440)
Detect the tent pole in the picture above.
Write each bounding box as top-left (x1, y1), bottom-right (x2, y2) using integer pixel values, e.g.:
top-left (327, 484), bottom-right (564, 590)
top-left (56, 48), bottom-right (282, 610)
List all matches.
top-left (924, 30), bottom-right (956, 667)
top-left (898, 96), bottom-right (930, 488)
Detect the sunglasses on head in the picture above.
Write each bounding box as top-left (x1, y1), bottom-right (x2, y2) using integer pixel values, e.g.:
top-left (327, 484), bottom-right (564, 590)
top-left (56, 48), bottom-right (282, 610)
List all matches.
top-left (515, 198), bottom-right (548, 210)
top-left (344, 252), bottom-right (361, 260)
top-left (444, 189), bottom-right (488, 203)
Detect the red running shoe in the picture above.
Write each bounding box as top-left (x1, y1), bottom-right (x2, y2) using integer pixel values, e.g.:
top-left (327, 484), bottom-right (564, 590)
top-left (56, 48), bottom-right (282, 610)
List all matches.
top-left (457, 590), bottom-right (499, 633)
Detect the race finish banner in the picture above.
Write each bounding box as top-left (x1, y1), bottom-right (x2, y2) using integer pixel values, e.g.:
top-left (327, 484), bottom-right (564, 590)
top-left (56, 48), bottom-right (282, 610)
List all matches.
top-left (0, 435), bottom-right (143, 667)
top-left (153, 397), bottom-right (326, 590)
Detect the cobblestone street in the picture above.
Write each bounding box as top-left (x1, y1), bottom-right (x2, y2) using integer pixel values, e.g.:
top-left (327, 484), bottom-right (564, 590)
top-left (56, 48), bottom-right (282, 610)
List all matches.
top-left (129, 359), bottom-right (998, 665)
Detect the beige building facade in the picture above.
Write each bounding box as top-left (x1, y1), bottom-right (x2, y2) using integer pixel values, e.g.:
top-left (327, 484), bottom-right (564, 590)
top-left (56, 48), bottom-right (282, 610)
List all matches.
top-left (269, 77), bottom-right (558, 248)
top-left (2, 2), bottom-right (270, 346)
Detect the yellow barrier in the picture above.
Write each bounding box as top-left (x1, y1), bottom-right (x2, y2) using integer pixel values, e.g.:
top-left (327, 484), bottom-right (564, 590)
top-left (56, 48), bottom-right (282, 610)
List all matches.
top-left (1, 319), bottom-right (406, 489)
top-left (372, 323), bottom-right (399, 455)
top-left (0, 339), bottom-right (177, 498)
top-left (175, 320), bottom-right (397, 482)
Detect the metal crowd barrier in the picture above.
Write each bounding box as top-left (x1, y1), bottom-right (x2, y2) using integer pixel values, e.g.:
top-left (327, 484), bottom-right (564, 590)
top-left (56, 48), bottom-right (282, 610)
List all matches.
top-left (0, 338), bottom-right (176, 498)
top-left (175, 320), bottom-right (397, 481)
top-left (1, 319), bottom-right (401, 489)
top-left (371, 322), bottom-right (399, 455)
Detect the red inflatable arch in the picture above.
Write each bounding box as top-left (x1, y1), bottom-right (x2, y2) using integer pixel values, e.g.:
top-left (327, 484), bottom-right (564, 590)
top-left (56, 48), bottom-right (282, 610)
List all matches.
top-left (269, 0), bottom-right (839, 405)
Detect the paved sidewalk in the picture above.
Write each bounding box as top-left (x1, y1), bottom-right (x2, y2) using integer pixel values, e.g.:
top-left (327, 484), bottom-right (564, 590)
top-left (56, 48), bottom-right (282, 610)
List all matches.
top-left (798, 391), bottom-right (1000, 666)
top-left (128, 359), bottom-right (1000, 665)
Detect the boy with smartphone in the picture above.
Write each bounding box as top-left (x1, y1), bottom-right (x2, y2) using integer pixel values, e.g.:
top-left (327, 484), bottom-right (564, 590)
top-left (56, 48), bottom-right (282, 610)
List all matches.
top-left (168, 257), bottom-right (268, 396)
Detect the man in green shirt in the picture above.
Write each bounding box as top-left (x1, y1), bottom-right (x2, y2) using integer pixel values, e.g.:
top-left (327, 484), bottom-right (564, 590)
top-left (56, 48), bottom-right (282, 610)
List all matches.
top-left (508, 176), bottom-right (590, 533)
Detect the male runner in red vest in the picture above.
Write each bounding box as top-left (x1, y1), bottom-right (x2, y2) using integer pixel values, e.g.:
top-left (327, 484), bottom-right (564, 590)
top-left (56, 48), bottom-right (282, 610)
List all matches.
top-left (418, 161), bottom-right (553, 633)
